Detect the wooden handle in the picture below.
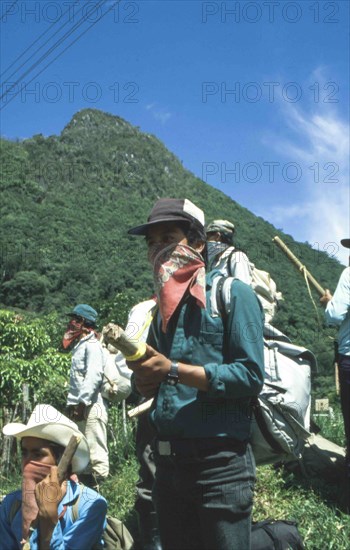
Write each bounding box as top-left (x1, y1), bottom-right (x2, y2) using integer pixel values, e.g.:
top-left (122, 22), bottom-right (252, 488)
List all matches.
top-left (272, 236), bottom-right (326, 296)
top-left (57, 435), bottom-right (81, 483)
top-left (102, 323), bottom-right (146, 360)
top-left (127, 398), bottom-right (153, 418)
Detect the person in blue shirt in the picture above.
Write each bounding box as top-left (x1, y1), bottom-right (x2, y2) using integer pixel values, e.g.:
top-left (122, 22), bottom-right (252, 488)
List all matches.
top-left (64, 303), bottom-right (109, 488)
top-left (127, 198), bottom-right (265, 550)
top-left (320, 237), bottom-right (350, 512)
top-left (0, 404), bottom-right (107, 549)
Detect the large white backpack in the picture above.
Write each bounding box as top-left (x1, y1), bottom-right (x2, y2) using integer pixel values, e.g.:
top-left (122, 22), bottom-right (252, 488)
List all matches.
top-left (224, 248), bottom-right (283, 323)
top-left (214, 276), bottom-right (315, 465)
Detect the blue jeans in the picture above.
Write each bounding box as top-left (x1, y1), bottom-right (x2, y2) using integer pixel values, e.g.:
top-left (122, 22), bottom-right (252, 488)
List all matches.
top-left (338, 354), bottom-right (350, 451)
top-left (339, 354), bottom-right (350, 503)
top-left (153, 441), bottom-right (256, 550)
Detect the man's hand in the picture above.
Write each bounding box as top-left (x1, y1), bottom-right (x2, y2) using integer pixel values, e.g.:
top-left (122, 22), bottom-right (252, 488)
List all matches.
top-left (127, 344), bottom-right (171, 398)
top-left (35, 466), bottom-right (67, 547)
top-left (68, 402), bottom-right (86, 422)
top-left (320, 289), bottom-right (333, 307)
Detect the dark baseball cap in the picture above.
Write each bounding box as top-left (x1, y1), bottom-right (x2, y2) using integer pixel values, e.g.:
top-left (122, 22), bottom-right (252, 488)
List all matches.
top-left (341, 239), bottom-right (350, 249)
top-left (128, 198), bottom-right (205, 236)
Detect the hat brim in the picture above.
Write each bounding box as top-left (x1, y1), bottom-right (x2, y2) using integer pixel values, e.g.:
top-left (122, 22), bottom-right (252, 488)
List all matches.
top-left (3, 422), bottom-right (90, 474)
top-left (128, 216), bottom-right (193, 236)
top-left (340, 239), bottom-right (350, 249)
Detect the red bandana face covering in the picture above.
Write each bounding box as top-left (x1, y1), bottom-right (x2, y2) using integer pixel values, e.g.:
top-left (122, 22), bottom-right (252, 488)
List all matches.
top-left (21, 461), bottom-right (52, 543)
top-left (152, 243), bottom-right (206, 332)
top-left (62, 319), bottom-right (86, 349)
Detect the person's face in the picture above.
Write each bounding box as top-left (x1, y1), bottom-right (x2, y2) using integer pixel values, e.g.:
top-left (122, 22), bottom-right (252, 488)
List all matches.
top-left (147, 222), bottom-right (188, 247)
top-left (146, 222), bottom-right (188, 262)
top-left (146, 222), bottom-right (205, 262)
top-left (21, 437), bottom-right (57, 468)
top-left (206, 231), bottom-right (221, 242)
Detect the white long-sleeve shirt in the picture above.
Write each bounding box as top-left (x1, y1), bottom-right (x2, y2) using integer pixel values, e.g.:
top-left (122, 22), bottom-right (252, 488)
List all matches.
top-left (67, 332), bottom-right (105, 406)
top-left (325, 266), bottom-right (350, 355)
top-left (211, 246), bottom-right (253, 285)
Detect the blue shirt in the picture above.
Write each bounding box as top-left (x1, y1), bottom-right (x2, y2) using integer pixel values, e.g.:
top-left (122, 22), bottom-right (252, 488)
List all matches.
top-left (325, 266), bottom-right (350, 355)
top-left (148, 273), bottom-right (265, 440)
top-left (0, 480), bottom-right (107, 549)
top-left (67, 333), bottom-right (105, 407)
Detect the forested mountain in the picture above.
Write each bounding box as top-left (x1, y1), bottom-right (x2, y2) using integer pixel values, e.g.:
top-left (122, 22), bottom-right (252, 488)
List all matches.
top-left (0, 108), bottom-right (345, 391)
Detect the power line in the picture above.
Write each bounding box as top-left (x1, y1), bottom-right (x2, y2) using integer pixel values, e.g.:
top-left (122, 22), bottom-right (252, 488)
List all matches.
top-left (0, 0), bottom-right (121, 111)
top-left (1, 0), bottom-right (81, 81)
top-left (0, 0), bottom-right (108, 103)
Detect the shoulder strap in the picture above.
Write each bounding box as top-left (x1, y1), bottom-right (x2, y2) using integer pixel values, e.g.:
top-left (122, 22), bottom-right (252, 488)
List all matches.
top-left (215, 276), bottom-right (227, 321)
top-left (251, 398), bottom-right (285, 455)
top-left (9, 499), bottom-right (21, 523)
top-left (225, 248), bottom-right (236, 277)
top-left (214, 275), bottom-right (236, 319)
top-left (71, 484), bottom-right (83, 522)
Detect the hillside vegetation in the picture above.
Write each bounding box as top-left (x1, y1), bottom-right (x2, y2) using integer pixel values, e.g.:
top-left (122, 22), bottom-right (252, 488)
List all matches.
top-left (0, 108), bottom-right (345, 396)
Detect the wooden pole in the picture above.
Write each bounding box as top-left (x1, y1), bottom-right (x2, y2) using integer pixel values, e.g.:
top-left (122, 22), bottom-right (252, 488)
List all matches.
top-left (101, 323), bottom-right (146, 360)
top-left (272, 236), bottom-right (326, 296)
top-left (127, 398), bottom-right (153, 419)
top-left (334, 361), bottom-right (340, 395)
top-left (57, 435), bottom-right (81, 483)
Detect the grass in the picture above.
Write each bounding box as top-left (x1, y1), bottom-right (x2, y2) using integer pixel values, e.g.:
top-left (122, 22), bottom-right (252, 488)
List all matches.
top-left (254, 465), bottom-right (350, 549)
top-left (313, 410), bottom-right (346, 447)
top-left (1, 408), bottom-right (349, 549)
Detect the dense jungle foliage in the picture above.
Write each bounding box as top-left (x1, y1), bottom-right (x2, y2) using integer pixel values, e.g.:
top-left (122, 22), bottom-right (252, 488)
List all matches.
top-left (0, 106), bottom-right (348, 546)
top-left (0, 108), bottom-right (345, 399)
top-left (1, 308), bottom-right (349, 549)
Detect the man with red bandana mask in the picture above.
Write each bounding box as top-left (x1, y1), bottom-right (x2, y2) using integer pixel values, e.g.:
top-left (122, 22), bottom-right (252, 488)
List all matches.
top-left (0, 404), bottom-right (107, 549)
top-left (127, 198), bottom-right (265, 550)
top-left (64, 304), bottom-right (109, 488)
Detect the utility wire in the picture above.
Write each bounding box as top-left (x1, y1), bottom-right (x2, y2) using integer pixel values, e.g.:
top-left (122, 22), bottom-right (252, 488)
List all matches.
top-left (0, 0), bottom-right (107, 102)
top-left (0, 0), bottom-right (121, 111)
top-left (1, 0), bottom-right (81, 80)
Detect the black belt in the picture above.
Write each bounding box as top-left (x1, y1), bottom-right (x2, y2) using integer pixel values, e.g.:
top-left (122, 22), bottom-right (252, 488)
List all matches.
top-left (155, 437), bottom-right (247, 457)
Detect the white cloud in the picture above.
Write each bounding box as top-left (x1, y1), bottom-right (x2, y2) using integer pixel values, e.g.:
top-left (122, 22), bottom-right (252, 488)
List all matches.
top-left (145, 102), bottom-right (172, 125)
top-left (262, 90), bottom-right (349, 266)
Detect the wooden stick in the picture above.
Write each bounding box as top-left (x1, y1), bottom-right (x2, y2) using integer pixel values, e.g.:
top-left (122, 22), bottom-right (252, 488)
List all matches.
top-left (272, 236), bottom-right (326, 296)
top-left (57, 435), bottom-right (81, 483)
top-left (127, 398), bottom-right (153, 419)
top-left (335, 362), bottom-right (340, 395)
top-left (101, 323), bottom-right (146, 360)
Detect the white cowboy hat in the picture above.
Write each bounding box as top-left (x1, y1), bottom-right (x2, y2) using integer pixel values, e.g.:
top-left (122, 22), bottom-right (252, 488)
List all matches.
top-left (2, 404), bottom-right (90, 473)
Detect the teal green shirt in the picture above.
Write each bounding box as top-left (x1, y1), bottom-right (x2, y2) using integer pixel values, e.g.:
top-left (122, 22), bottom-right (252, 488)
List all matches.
top-left (148, 272), bottom-right (265, 441)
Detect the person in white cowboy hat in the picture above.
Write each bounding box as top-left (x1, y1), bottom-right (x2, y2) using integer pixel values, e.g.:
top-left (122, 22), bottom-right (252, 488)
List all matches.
top-left (320, 238), bottom-right (350, 512)
top-left (0, 404), bottom-right (107, 549)
top-left (63, 303), bottom-right (109, 488)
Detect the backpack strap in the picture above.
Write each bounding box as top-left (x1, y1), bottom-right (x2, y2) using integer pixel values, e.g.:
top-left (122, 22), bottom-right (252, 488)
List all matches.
top-left (9, 498), bottom-right (21, 523)
top-left (251, 398), bottom-right (285, 455)
top-left (215, 276), bottom-right (227, 321)
top-left (70, 485), bottom-right (83, 522)
top-left (215, 276), bottom-right (287, 456)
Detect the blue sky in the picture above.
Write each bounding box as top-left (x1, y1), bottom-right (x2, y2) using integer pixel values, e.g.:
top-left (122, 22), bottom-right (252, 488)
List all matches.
top-left (1, 0), bottom-right (349, 265)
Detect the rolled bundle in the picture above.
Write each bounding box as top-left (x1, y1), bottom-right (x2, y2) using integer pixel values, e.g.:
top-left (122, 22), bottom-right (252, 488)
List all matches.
top-left (101, 323), bottom-right (147, 361)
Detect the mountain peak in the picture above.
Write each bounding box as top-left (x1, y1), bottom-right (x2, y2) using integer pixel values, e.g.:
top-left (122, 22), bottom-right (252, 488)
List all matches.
top-left (61, 108), bottom-right (134, 137)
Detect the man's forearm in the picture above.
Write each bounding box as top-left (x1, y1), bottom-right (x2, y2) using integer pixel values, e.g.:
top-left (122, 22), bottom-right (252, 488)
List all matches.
top-left (178, 363), bottom-right (209, 391)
